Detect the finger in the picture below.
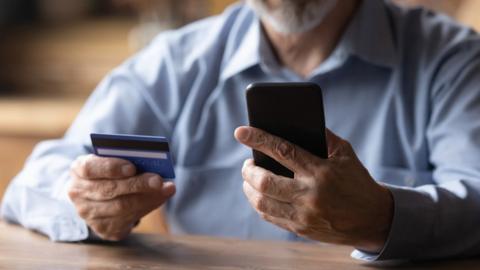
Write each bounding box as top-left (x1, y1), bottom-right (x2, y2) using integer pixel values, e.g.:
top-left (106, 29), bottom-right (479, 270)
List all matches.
top-left (242, 159), bottom-right (307, 202)
top-left (89, 217), bottom-right (134, 241)
top-left (234, 126), bottom-right (320, 174)
top-left (75, 188), bottom-right (171, 221)
top-left (162, 181), bottom-right (177, 197)
top-left (243, 181), bottom-right (297, 221)
top-left (99, 227), bottom-right (132, 242)
top-left (71, 173), bottom-right (165, 201)
top-left (71, 154), bottom-right (136, 180)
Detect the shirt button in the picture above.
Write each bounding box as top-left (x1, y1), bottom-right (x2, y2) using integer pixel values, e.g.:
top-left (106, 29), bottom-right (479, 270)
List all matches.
top-left (405, 176), bottom-right (415, 187)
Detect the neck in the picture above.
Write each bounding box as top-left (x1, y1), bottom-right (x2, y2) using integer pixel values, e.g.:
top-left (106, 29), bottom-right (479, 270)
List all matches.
top-left (262, 1), bottom-right (359, 78)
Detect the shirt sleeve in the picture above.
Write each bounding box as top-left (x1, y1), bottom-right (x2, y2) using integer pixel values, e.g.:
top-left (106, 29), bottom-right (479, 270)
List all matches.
top-left (0, 34), bottom-right (183, 241)
top-left (353, 39), bottom-right (480, 261)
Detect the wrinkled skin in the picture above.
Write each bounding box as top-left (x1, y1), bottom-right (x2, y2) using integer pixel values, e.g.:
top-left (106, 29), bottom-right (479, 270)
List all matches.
top-left (68, 154), bottom-right (176, 240)
top-left (234, 126), bottom-right (393, 253)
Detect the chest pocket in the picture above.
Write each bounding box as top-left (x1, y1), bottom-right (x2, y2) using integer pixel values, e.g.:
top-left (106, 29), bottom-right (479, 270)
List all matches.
top-left (369, 166), bottom-right (434, 187)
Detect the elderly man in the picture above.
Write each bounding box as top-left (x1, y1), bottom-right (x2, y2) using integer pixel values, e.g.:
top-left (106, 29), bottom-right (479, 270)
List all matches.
top-left (2, 0), bottom-right (480, 261)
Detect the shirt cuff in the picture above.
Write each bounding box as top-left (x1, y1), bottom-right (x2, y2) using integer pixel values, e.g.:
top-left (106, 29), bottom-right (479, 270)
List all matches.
top-left (351, 184), bottom-right (435, 261)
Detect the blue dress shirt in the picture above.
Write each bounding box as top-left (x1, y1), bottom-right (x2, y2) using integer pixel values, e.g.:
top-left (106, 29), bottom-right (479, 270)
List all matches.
top-left (2, 0), bottom-right (480, 261)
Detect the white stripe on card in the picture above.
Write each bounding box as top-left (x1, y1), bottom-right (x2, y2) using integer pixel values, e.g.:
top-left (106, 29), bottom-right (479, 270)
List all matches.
top-left (97, 148), bottom-right (167, 159)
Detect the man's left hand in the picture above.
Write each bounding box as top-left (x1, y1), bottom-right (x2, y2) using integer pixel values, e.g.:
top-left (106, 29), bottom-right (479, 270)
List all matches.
top-left (234, 126), bottom-right (393, 253)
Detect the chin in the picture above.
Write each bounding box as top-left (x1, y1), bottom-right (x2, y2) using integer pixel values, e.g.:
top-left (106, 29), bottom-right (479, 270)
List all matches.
top-left (246, 0), bottom-right (338, 34)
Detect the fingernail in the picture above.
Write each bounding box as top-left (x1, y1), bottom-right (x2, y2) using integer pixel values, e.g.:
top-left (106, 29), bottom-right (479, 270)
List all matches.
top-left (236, 127), bottom-right (251, 142)
top-left (148, 176), bottom-right (163, 189)
top-left (122, 164), bottom-right (134, 176)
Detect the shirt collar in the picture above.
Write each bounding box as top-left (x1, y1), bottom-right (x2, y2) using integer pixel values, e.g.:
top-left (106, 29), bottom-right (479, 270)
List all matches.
top-left (220, 11), bottom-right (262, 80)
top-left (308, 0), bottom-right (397, 77)
top-left (340, 0), bottom-right (397, 69)
top-left (220, 0), bottom-right (397, 80)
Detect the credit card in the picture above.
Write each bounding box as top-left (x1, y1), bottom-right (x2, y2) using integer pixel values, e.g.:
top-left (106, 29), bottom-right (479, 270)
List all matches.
top-left (90, 133), bottom-right (175, 179)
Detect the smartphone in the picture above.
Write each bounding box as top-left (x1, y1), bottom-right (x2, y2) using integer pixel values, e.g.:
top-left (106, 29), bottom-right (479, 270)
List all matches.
top-left (246, 82), bottom-right (328, 178)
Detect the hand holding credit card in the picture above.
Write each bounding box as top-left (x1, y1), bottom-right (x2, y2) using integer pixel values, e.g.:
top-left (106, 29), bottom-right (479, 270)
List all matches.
top-left (90, 133), bottom-right (175, 179)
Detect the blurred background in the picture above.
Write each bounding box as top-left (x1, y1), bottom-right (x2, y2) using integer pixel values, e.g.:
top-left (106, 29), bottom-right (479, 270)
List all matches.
top-left (0, 0), bottom-right (479, 234)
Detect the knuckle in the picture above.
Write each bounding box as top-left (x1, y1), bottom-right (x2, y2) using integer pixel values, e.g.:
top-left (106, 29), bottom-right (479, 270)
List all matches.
top-left (100, 181), bottom-right (119, 199)
top-left (67, 188), bottom-right (81, 200)
top-left (257, 131), bottom-right (266, 145)
top-left (275, 140), bottom-right (296, 160)
top-left (253, 130), bottom-right (268, 147)
top-left (78, 163), bottom-right (91, 179)
top-left (255, 196), bottom-right (269, 213)
top-left (126, 178), bottom-right (139, 193)
top-left (241, 166), bottom-right (249, 180)
top-left (81, 155), bottom-right (97, 177)
top-left (76, 205), bottom-right (90, 219)
top-left (258, 172), bottom-right (273, 193)
top-left (260, 213), bottom-right (271, 222)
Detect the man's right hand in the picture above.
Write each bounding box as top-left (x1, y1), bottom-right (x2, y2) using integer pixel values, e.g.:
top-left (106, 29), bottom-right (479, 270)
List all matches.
top-left (68, 154), bottom-right (176, 241)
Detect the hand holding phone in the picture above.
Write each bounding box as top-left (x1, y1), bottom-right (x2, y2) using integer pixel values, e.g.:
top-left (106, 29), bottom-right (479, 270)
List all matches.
top-left (239, 83), bottom-right (393, 252)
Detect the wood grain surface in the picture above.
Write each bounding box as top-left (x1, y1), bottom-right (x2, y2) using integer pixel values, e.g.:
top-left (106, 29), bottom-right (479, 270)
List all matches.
top-left (1, 222), bottom-right (480, 270)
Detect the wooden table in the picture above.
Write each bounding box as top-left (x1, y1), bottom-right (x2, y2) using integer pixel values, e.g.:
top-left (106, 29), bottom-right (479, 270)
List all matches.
top-left (0, 222), bottom-right (479, 269)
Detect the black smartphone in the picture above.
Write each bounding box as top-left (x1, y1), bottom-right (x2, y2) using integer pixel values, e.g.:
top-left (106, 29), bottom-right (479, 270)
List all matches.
top-left (246, 82), bottom-right (328, 178)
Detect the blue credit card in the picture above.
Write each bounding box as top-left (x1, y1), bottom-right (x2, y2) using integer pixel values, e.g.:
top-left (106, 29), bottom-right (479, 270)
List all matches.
top-left (90, 133), bottom-right (175, 179)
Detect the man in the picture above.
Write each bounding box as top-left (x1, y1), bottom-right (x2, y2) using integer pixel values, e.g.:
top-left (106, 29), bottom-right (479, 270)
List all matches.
top-left (2, 0), bottom-right (480, 261)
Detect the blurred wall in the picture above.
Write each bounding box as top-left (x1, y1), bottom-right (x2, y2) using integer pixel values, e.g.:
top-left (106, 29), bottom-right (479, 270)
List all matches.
top-left (0, 0), bottom-right (241, 234)
top-left (0, 0), bottom-right (479, 233)
top-left (395, 0), bottom-right (480, 31)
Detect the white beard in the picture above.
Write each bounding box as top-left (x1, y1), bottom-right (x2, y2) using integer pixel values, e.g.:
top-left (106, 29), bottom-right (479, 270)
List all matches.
top-left (246, 0), bottom-right (338, 34)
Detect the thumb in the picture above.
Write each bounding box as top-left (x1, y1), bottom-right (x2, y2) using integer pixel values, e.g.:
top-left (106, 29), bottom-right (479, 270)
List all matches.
top-left (161, 181), bottom-right (176, 198)
top-left (325, 128), bottom-right (348, 157)
top-left (149, 182), bottom-right (176, 209)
